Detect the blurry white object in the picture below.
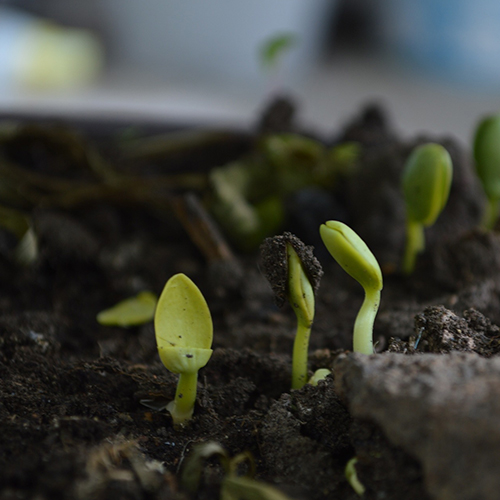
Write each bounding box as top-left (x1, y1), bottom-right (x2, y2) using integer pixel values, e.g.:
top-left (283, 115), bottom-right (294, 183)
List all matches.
top-left (103, 0), bottom-right (336, 89)
top-left (0, 7), bottom-right (103, 90)
top-left (378, 0), bottom-right (500, 87)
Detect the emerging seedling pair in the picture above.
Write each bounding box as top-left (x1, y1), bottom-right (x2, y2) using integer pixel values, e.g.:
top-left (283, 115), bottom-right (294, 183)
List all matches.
top-left (262, 221), bottom-right (381, 379)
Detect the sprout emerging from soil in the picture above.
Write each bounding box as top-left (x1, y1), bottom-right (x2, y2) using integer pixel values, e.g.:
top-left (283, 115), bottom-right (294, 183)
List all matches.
top-left (345, 457), bottom-right (365, 496)
top-left (402, 143), bottom-right (453, 274)
top-left (308, 368), bottom-right (331, 386)
top-left (260, 233), bottom-right (323, 389)
top-left (182, 441), bottom-right (292, 500)
top-left (474, 114), bottom-right (500, 230)
top-left (155, 274), bottom-right (213, 427)
top-left (320, 221), bottom-right (383, 355)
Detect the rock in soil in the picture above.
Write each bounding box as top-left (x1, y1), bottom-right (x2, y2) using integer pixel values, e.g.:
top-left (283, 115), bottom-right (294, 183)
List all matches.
top-left (334, 352), bottom-right (500, 500)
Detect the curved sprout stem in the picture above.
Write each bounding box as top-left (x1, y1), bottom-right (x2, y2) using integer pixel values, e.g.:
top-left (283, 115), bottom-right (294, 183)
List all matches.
top-left (481, 197), bottom-right (500, 231)
top-left (167, 371), bottom-right (198, 427)
top-left (291, 321), bottom-right (312, 390)
top-left (353, 288), bottom-right (380, 355)
top-left (402, 220), bottom-right (425, 275)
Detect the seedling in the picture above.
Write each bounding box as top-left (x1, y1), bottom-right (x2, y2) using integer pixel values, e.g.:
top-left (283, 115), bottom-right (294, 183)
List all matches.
top-left (0, 205), bottom-right (38, 266)
top-left (182, 441), bottom-right (292, 500)
top-left (474, 114), bottom-right (500, 230)
top-left (260, 233), bottom-right (323, 389)
top-left (155, 273), bottom-right (213, 427)
top-left (320, 221), bottom-right (382, 355)
top-left (401, 143), bottom-right (453, 274)
top-left (345, 457), bottom-right (365, 496)
top-left (97, 291), bottom-right (157, 327)
top-left (308, 368), bottom-right (331, 386)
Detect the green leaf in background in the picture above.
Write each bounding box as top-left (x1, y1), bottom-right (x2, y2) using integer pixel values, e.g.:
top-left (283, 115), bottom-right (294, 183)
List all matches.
top-left (97, 291), bottom-right (157, 327)
top-left (260, 33), bottom-right (298, 71)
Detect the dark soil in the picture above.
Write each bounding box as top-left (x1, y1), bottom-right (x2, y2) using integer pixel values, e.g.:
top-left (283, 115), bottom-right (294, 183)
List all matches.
top-left (1, 100), bottom-right (499, 500)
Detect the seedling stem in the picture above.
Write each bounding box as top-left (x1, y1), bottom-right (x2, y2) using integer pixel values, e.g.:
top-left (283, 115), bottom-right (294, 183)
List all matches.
top-left (481, 197), bottom-right (500, 231)
top-left (402, 220), bottom-right (424, 276)
top-left (354, 288), bottom-right (380, 355)
top-left (288, 244), bottom-right (314, 389)
top-left (168, 371), bottom-right (198, 424)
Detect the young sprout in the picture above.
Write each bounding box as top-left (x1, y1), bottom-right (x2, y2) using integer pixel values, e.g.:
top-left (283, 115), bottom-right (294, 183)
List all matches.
top-left (308, 368), bottom-right (331, 386)
top-left (155, 273), bottom-right (213, 427)
top-left (320, 221), bottom-right (382, 355)
top-left (473, 114), bottom-right (500, 230)
top-left (345, 457), bottom-right (365, 496)
top-left (401, 143), bottom-right (453, 274)
top-left (182, 441), bottom-right (292, 500)
top-left (260, 233), bottom-right (323, 389)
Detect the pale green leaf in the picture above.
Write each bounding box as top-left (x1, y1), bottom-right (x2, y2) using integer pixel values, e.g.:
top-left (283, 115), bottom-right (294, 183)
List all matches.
top-left (97, 291), bottom-right (157, 327)
top-left (155, 274), bottom-right (213, 350)
top-left (320, 221), bottom-right (382, 293)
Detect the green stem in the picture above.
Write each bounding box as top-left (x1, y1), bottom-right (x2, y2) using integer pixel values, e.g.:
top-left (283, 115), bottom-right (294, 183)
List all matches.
top-left (402, 220), bottom-right (424, 275)
top-left (291, 321), bottom-right (312, 390)
top-left (167, 371), bottom-right (198, 427)
top-left (353, 288), bottom-right (380, 355)
top-left (481, 197), bottom-right (500, 231)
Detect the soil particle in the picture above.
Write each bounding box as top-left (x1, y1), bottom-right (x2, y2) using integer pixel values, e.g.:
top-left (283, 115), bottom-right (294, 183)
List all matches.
top-left (388, 305), bottom-right (500, 356)
top-left (260, 381), bottom-right (355, 500)
top-left (334, 352), bottom-right (500, 500)
top-left (431, 228), bottom-right (500, 290)
top-left (260, 232), bottom-right (323, 308)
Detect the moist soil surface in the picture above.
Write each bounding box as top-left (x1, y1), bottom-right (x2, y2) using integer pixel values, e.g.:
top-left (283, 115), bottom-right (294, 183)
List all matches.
top-left (1, 101), bottom-right (499, 500)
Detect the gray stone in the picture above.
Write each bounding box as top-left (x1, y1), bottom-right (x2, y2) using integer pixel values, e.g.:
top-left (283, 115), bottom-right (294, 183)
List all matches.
top-left (334, 352), bottom-right (500, 500)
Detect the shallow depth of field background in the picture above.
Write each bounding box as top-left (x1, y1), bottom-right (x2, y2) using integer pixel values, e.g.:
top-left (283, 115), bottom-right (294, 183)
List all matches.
top-left (1, 0), bottom-right (500, 143)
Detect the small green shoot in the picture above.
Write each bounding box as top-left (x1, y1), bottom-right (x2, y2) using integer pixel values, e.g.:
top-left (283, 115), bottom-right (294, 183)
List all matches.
top-left (97, 291), bottom-right (157, 327)
top-left (0, 206), bottom-right (38, 266)
top-left (260, 33), bottom-right (298, 72)
top-left (155, 274), bottom-right (213, 427)
top-left (182, 441), bottom-right (293, 500)
top-left (260, 233), bottom-right (323, 389)
top-left (345, 457), bottom-right (365, 496)
top-left (287, 244), bottom-right (315, 389)
top-left (402, 143), bottom-right (453, 274)
top-left (320, 221), bottom-right (383, 355)
top-left (474, 114), bottom-right (500, 230)
top-left (308, 368), bottom-right (331, 386)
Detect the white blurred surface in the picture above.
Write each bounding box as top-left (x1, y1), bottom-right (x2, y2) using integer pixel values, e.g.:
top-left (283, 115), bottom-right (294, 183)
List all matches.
top-left (2, 50), bottom-right (500, 146)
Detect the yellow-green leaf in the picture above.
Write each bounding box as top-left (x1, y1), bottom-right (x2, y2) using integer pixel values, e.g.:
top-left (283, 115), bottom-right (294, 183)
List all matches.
top-left (155, 273), bottom-right (213, 350)
top-left (97, 291), bottom-right (157, 327)
top-left (320, 221), bottom-right (383, 293)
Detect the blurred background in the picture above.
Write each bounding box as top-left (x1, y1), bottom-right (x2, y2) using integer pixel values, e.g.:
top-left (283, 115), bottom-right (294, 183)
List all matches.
top-left (1, 0), bottom-right (500, 143)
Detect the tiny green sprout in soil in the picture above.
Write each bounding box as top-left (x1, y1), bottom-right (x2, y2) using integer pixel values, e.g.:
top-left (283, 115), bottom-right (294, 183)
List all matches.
top-left (182, 441), bottom-right (293, 500)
